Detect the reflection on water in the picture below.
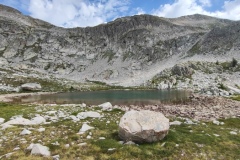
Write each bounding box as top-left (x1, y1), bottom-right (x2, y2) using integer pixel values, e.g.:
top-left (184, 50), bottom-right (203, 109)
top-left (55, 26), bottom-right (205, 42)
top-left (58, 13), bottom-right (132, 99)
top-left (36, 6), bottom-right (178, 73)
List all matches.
top-left (20, 90), bottom-right (190, 105)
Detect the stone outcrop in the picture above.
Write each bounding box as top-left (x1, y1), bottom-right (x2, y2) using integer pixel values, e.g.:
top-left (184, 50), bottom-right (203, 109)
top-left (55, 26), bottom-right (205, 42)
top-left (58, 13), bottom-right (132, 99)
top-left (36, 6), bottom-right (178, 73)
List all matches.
top-left (21, 83), bottom-right (42, 91)
top-left (119, 110), bottom-right (169, 143)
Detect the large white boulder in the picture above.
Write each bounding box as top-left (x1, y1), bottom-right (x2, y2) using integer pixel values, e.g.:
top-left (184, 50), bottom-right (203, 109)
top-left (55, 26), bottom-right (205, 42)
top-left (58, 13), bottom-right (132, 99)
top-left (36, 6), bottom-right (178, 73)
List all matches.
top-left (98, 102), bottom-right (113, 111)
top-left (119, 110), bottom-right (169, 143)
top-left (27, 143), bottom-right (51, 157)
top-left (21, 83), bottom-right (42, 91)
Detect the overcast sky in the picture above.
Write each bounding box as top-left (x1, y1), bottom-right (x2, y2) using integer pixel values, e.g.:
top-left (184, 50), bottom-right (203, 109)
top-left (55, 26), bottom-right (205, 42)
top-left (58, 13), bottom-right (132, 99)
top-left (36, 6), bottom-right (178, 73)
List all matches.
top-left (0, 0), bottom-right (240, 28)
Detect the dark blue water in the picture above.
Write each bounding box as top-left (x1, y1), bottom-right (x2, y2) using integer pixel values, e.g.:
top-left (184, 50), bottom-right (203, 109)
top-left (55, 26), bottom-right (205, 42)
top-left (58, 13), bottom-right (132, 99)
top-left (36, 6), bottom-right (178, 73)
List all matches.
top-left (21, 90), bottom-right (190, 105)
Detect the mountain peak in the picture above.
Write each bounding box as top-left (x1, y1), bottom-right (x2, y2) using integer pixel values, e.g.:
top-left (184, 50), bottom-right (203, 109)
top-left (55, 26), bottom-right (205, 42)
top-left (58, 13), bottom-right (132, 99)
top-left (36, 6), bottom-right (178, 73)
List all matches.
top-left (0, 4), bottom-right (22, 15)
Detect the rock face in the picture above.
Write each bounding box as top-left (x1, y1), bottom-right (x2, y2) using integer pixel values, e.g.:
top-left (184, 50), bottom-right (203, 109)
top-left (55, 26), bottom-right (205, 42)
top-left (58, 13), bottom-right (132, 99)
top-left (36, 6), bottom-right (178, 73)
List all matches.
top-left (0, 4), bottom-right (239, 88)
top-left (119, 110), bottom-right (169, 143)
top-left (21, 83), bottom-right (42, 91)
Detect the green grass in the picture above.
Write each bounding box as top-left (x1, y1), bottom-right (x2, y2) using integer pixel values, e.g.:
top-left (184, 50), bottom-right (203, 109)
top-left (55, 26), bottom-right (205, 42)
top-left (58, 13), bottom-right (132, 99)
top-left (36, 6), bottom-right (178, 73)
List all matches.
top-left (231, 95), bottom-right (240, 101)
top-left (0, 103), bottom-right (239, 160)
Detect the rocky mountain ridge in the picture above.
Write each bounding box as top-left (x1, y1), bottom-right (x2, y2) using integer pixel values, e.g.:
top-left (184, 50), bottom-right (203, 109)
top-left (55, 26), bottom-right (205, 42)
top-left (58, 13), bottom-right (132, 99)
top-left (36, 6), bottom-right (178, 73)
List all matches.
top-left (0, 4), bottom-right (239, 93)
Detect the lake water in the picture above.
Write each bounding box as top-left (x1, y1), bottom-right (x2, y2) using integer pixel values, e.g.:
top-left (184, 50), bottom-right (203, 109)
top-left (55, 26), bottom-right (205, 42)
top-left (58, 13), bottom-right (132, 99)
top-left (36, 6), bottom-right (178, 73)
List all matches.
top-left (20, 90), bottom-right (190, 105)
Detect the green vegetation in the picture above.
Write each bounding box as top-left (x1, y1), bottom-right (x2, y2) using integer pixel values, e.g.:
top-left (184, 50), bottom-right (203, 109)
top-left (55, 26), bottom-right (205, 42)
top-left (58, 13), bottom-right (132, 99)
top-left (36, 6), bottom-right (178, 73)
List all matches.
top-left (230, 95), bottom-right (240, 101)
top-left (231, 58), bottom-right (238, 67)
top-left (0, 103), bottom-right (239, 159)
top-left (102, 50), bottom-right (116, 62)
top-left (218, 83), bottom-right (229, 91)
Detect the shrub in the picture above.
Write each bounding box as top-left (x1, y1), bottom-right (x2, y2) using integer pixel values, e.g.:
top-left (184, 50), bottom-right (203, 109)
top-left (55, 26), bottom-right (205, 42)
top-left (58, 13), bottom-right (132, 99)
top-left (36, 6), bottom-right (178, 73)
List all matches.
top-left (231, 58), bottom-right (238, 67)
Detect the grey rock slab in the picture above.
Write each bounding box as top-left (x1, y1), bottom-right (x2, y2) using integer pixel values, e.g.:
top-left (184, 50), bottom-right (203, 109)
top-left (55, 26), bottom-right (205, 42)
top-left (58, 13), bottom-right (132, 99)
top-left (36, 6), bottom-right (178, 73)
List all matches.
top-left (119, 110), bottom-right (169, 143)
top-left (79, 124), bottom-right (94, 134)
top-left (98, 102), bottom-right (113, 111)
top-left (20, 129), bottom-right (32, 135)
top-left (31, 116), bottom-right (46, 125)
top-left (21, 83), bottom-right (42, 91)
top-left (170, 121), bottom-right (182, 126)
top-left (77, 111), bottom-right (102, 119)
top-left (27, 143), bottom-right (51, 157)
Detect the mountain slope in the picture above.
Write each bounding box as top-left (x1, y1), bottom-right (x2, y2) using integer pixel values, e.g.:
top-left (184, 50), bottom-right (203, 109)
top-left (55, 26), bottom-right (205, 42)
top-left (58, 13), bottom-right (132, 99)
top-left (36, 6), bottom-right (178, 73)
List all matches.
top-left (0, 4), bottom-right (239, 88)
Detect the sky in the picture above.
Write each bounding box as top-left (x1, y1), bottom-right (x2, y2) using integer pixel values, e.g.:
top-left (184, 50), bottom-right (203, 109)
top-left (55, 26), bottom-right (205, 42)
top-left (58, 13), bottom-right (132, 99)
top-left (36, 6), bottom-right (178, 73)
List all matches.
top-left (0, 0), bottom-right (240, 28)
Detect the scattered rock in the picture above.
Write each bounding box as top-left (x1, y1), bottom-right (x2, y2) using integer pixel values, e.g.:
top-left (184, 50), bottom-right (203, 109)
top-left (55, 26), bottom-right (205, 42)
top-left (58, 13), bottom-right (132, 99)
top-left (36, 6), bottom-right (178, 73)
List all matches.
top-left (27, 143), bottom-right (51, 157)
top-left (99, 137), bottom-right (106, 140)
top-left (21, 83), bottom-right (42, 91)
top-left (98, 102), bottom-right (113, 111)
top-left (119, 110), bottom-right (169, 143)
top-left (2, 116), bottom-right (34, 126)
top-left (78, 143), bottom-right (87, 146)
top-left (0, 118), bottom-right (5, 124)
top-left (230, 131), bottom-right (237, 135)
top-left (170, 121), bottom-right (182, 125)
top-left (79, 124), bottom-right (94, 134)
top-left (213, 134), bottom-right (220, 137)
top-left (20, 129), bottom-right (32, 135)
top-left (31, 116), bottom-right (46, 125)
top-left (124, 141), bottom-right (136, 145)
top-left (52, 155), bottom-right (60, 160)
top-left (77, 111), bottom-right (102, 119)
top-left (37, 127), bottom-right (45, 132)
top-left (213, 120), bottom-right (223, 125)
top-left (108, 148), bottom-right (116, 151)
top-left (65, 144), bottom-right (70, 148)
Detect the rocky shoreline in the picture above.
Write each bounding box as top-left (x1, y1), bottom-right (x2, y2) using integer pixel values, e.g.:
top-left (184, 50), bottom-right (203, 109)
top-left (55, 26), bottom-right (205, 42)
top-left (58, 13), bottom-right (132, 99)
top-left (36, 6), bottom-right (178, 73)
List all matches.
top-left (1, 92), bottom-right (239, 121)
top-left (116, 94), bottom-right (240, 121)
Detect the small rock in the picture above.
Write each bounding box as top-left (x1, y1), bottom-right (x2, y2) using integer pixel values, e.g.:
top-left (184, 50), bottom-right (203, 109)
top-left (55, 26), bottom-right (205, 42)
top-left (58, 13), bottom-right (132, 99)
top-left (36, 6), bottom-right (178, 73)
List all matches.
top-left (0, 118), bottom-right (5, 124)
top-left (52, 155), bottom-right (60, 160)
top-left (86, 135), bottom-right (91, 139)
top-left (124, 141), bottom-right (136, 145)
top-left (37, 128), bottom-right (45, 132)
top-left (27, 143), bottom-right (51, 157)
top-left (98, 102), bottom-right (113, 111)
top-left (108, 148), bottom-right (116, 151)
top-left (170, 121), bottom-right (182, 125)
top-left (51, 141), bottom-right (60, 146)
top-left (230, 131), bottom-right (237, 135)
top-left (161, 142), bottom-right (166, 147)
top-left (65, 144), bottom-right (70, 148)
top-left (31, 116), bottom-right (46, 125)
top-left (79, 124), bottom-right (94, 134)
top-left (20, 129), bottom-right (32, 135)
top-left (184, 119), bottom-right (195, 125)
top-left (213, 120), bottom-right (220, 125)
top-left (13, 147), bottom-right (20, 151)
top-left (99, 137), bottom-right (106, 140)
top-left (21, 83), bottom-right (41, 91)
top-left (77, 111), bottom-right (102, 119)
top-left (213, 134), bottom-right (220, 137)
top-left (78, 143), bottom-right (87, 146)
